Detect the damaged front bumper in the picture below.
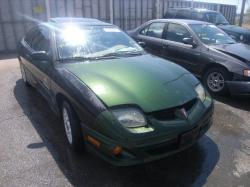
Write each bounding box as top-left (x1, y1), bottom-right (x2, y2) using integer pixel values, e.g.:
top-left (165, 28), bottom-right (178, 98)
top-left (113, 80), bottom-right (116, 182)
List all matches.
top-left (81, 95), bottom-right (214, 166)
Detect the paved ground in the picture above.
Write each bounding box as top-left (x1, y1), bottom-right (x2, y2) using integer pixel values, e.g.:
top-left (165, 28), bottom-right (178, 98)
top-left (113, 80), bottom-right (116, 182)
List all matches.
top-left (0, 58), bottom-right (249, 187)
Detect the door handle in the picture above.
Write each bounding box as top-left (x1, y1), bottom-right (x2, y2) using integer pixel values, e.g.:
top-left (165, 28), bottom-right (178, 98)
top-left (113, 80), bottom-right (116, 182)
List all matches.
top-left (138, 41), bottom-right (146, 48)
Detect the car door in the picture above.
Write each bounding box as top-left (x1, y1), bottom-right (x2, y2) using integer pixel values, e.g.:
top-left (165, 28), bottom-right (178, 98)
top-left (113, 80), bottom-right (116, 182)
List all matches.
top-left (18, 28), bottom-right (40, 85)
top-left (136, 22), bottom-right (166, 56)
top-left (161, 22), bottom-right (201, 75)
top-left (29, 26), bottom-right (53, 101)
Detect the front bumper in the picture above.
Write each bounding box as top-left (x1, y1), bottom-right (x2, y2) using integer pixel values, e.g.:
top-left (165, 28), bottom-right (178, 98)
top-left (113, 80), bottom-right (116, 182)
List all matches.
top-left (83, 99), bottom-right (214, 166)
top-left (227, 81), bottom-right (250, 95)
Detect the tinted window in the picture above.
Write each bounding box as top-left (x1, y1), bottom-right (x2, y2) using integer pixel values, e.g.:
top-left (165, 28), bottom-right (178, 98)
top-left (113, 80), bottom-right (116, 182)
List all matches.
top-left (140, 25), bottom-right (149, 35)
top-left (176, 10), bottom-right (191, 19)
top-left (146, 22), bottom-right (165, 38)
top-left (164, 9), bottom-right (177, 18)
top-left (30, 27), bottom-right (50, 52)
top-left (191, 12), bottom-right (205, 21)
top-left (166, 23), bottom-right (192, 43)
top-left (204, 12), bottom-right (229, 25)
top-left (24, 28), bottom-right (39, 46)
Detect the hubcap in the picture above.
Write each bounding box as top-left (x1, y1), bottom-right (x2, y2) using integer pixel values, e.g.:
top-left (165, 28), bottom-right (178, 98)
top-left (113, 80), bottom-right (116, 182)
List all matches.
top-left (62, 108), bottom-right (73, 144)
top-left (20, 65), bottom-right (27, 83)
top-left (207, 72), bottom-right (225, 92)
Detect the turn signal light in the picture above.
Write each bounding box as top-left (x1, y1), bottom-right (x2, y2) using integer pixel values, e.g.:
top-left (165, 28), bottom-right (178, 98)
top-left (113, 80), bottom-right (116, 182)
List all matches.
top-left (243, 70), bottom-right (250, 77)
top-left (87, 136), bottom-right (101, 147)
top-left (112, 146), bottom-right (123, 156)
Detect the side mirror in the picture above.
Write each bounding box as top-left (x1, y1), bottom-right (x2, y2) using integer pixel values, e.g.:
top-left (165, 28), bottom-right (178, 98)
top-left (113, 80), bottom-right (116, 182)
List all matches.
top-left (183, 38), bottom-right (197, 48)
top-left (138, 41), bottom-right (146, 48)
top-left (31, 51), bottom-right (50, 61)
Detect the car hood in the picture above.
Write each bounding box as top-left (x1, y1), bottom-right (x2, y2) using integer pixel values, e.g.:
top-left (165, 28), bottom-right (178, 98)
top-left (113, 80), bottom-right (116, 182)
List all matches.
top-left (210, 43), bottom-right (250, 63)
top-left (64, 54), bottom-right (198, 112)
top-left (219, 24), bottom-right (250, 35)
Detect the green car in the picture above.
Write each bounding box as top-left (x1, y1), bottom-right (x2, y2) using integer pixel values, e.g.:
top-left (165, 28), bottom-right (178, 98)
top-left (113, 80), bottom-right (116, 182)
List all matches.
top-left (17, 18), bottom-right (214, 166)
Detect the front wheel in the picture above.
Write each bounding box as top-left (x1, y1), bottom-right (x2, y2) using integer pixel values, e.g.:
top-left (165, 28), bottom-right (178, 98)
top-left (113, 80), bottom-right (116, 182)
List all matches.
top-left (62, 101), bottom-right (84, 152)
top-left (20, 63), bottom-right (30, 86)
top-left (203, 67), bottom-right (230, 95)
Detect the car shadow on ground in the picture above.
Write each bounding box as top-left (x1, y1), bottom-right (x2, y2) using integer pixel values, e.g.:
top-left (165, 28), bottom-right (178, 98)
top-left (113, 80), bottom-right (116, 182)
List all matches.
top-left (14, 79), bottom-right (219, 187)
top-left (212, 93), bottom-right (250, 111)
top-left (0, 53), bottom-right (17, 60)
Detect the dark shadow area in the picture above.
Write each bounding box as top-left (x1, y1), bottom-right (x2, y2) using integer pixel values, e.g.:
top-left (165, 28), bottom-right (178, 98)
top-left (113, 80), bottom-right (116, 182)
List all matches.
top-left (14, 79), bottom-right (219, 187)
top-left (212, 93), bottom-right (250, 111)
top-left (27, 142), bottom-right (45, 149)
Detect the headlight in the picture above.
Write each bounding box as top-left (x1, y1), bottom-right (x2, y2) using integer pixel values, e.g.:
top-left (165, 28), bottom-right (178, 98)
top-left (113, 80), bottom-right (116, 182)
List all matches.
top-left (112, 108), bottom-right (146, 128)
top-left (195, 84), bottom-right (206, 102)
top-left (240, 35), bottom-right (244, 41)
top-left (243, 69), bottom-right (250, 77)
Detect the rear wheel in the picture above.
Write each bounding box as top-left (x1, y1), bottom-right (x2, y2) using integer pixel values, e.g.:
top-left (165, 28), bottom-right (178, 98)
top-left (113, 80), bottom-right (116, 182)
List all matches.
top-left (203, 67), bottom-right (230, 95)
top-left (62, 100), bottom-right (84, 152)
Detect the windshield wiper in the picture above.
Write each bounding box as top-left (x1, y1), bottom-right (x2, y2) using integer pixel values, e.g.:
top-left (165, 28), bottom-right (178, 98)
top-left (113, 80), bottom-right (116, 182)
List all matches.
top-left (122, 50), bottom-right (144, 56)
top-left (59, 56), bottom-right (100, 62)
top-left (217, 22), bottom-right (229, 25)
top-left (60, 50), bottom-right (145, 61)
top-left (93, 51), bottom-right (144, 59)
top-left (95, 52), bottom-right (122, 58)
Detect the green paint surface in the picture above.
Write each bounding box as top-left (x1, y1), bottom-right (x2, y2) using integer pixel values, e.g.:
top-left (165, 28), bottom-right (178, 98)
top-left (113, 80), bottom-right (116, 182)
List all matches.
top-left (65, 54), bottom-right (199, 112)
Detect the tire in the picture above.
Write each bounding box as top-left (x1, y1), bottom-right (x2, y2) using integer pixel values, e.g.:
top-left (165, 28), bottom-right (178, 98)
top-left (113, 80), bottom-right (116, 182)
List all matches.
top-left (20, 63), bottom-right (30, 87)
top-left (62, 100), bottom-right (84, 152)
top-left (203, 67), bottom-right (230, 95)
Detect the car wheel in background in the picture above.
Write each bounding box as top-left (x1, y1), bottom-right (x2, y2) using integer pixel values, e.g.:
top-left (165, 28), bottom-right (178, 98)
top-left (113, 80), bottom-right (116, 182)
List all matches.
top-left (203, 67), bottom-right (230, 95)
top-left (62, 100), bottom-right (84, 152)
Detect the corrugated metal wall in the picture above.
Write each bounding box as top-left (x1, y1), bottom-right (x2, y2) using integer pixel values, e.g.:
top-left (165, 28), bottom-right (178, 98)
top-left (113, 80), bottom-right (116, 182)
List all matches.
top-left (48, 0), bottom-right (110, 21)
top-left (0, 0), bottom-right (237, 54)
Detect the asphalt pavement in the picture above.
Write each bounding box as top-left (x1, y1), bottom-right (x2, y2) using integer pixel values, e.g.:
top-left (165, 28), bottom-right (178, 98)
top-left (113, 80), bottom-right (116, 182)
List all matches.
top-left (0, 58), bottom-right (249, 187)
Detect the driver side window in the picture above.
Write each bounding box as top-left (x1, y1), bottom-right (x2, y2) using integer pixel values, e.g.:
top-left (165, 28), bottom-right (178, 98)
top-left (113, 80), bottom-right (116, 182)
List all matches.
top-left (140, 25), bottom-right (149, 35)
top-left (165, 23), bottom-right (192, 43)
top-left (30, 27), bottom-right (50, 53)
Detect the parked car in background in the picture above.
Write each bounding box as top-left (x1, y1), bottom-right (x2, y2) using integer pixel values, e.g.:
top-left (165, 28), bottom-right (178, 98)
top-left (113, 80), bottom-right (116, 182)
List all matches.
top-left (128, 19), bottom-right (250, 95)
top-left (163, 8), bottom-right (250, 45)
top-left (17, 18), bottom-right (213, 166)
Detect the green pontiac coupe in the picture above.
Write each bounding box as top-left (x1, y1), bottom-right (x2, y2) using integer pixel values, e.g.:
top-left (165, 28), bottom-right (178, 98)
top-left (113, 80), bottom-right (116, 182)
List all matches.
top-left (17, 18), bottom-right (214, 166)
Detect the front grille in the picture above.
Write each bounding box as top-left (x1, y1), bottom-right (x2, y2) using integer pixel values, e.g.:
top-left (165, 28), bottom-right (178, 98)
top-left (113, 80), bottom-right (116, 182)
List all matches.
top-left (149, 98), bottom-right (197, 121)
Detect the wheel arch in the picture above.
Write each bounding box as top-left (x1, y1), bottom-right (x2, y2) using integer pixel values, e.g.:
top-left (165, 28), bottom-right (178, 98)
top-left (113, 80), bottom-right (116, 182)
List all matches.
top-left (55, 93), bottom-right (79, 119)
top-left (56, 93), bottom-right (67, 111)
top-left (201, 63), bottom-right (233, 80)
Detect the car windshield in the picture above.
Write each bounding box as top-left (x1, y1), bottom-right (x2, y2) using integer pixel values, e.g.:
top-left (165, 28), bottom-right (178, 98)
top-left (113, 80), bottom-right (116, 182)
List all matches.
top-left (56, 24), bottom-right (144, 60)
top-left (190, 24), bottom-right (236, 45)
top-left (204, 12), bottom-right (229, 25)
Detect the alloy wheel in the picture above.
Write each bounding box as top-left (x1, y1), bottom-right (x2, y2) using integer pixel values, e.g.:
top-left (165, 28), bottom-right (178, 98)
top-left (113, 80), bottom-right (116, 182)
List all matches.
top-left (207, 72), bottom-right (225, 92)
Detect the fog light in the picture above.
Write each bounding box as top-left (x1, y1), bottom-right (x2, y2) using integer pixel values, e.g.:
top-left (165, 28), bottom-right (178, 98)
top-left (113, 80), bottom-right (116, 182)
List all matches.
top-left (243, 70), bottom-right (250, 77)
top-left (112, 146), bottom-right (123, 156)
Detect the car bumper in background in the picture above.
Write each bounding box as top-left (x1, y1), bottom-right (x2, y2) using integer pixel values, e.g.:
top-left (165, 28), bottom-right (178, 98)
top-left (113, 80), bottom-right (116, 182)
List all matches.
top-left (227, 81), bottom-right (250, 96)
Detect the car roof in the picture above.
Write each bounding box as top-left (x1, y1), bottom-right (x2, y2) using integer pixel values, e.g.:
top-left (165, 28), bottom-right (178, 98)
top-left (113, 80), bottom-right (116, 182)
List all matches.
top-left (153, 19), bottom-right (210, 25)
top-left (48, 17), bottom-right (113, 26)
top-left (167, 8), bottom-right (217, 13)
